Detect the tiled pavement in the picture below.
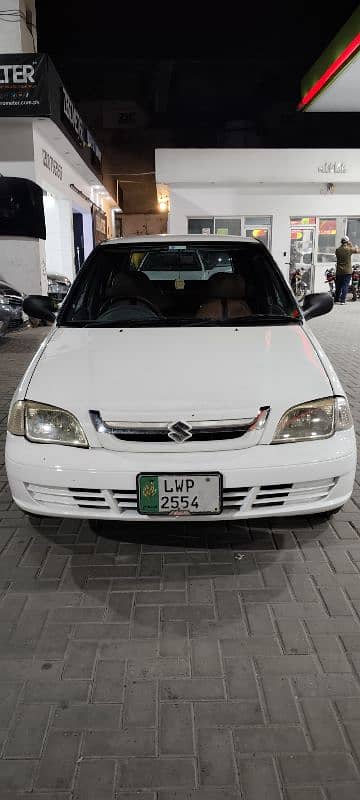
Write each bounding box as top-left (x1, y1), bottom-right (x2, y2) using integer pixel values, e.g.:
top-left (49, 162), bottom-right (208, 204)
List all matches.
top-left (0, 306), bottom-right (360, 799)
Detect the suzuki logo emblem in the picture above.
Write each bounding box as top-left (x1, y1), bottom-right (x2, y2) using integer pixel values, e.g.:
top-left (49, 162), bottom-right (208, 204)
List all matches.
top-left (168, 420), bottom-right (192, 443)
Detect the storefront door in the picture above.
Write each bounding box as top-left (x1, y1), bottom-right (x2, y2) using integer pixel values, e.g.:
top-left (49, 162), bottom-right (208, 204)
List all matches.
top-left (289, 226), bottom-right (315, 296)
top-left (73, 212), bottom-right (84, 274)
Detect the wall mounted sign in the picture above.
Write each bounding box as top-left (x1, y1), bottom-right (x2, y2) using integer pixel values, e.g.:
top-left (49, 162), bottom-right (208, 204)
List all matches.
top-left (62, 86), bottom-right (102, 168)
top-left (0, 54), bottom-right (102, 176)
top-left (318, 161), bottom-right (346, 174)
top-left (0, 54), bottom-right (48, 114)
top-left (42, 148), bottom-right (63, 181)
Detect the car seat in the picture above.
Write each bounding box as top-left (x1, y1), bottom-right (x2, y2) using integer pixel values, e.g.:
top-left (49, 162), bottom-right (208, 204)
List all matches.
top-left (196, 272), bottom-right (252, 320)
top-left (104, 271), bottom-right (167, 312)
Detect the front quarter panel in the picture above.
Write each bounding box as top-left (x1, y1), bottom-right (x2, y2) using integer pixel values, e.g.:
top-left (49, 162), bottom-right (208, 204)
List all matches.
top-left (304, 323), bottom-right (345, 396)
top-left (9, 327), bottom-right (57, 407)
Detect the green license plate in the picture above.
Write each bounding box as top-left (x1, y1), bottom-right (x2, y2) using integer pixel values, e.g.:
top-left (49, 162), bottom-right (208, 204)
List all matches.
top-left (137, 473), bottom-right (222, 516)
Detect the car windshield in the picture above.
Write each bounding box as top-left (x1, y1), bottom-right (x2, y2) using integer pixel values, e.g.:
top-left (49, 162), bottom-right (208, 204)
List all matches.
top-left (59, 241), bottom-right (299, 327)
top-left (0, 282), bottom-right (19, 295)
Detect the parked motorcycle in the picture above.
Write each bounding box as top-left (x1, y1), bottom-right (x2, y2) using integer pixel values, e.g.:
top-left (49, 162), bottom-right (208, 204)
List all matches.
top-left (324, 265), bottom-right (360, 301)
top-left (290, 267), bottom-right (308, 302)
top-left (351, 264), bottom-right (360, 300)
top-left (325, 267), bottom-right (336, 298)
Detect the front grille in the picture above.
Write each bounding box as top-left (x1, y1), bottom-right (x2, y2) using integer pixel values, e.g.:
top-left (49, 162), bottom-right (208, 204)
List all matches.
top-left (89, 409), bottom-right (266, 444)
top-left (113, 425), bottom-right (250, 443)
top-left (2, 294), bottom-right (23, 307)
top-left (8, 319), bottom-right (23, 329)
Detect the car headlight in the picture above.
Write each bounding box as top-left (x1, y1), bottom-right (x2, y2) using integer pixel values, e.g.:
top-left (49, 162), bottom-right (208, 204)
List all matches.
top-left (8, 401), bottom-right (88, 447)
top-left (0, 295), bottom-right (9, 306)
top-left (272, 396), bottom-right (352, 444)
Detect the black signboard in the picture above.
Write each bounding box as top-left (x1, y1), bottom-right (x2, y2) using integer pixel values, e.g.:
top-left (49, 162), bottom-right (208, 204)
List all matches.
top-left (46, 58), bottom-right (102, 175)
top-left (0, 54), bottom-right (102, 176)
top-left (0, 54), bottom-right (49, 115)
top-left (60, 85), bottom-right (102, 172)
top-left (0, 177), bottom-right (46, 239)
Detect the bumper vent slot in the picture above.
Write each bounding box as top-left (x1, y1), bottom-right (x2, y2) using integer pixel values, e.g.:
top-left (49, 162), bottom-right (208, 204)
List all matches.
top-left (112, 489), bottom-right (137, 510)
top-left (222, 486), bottom-right (250, 510)
top-left (252, 478), bottom-right (337, 510)
top-left (26, 484), bottom-right (111, 510)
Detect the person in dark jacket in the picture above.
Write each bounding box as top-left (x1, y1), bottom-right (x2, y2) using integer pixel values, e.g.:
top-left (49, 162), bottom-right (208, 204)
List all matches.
top-left (335, 236), bottom-right (360, 304)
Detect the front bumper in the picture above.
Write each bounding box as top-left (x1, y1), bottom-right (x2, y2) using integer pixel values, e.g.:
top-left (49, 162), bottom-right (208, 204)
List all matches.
top-left (6, 430), bottom-right (357, 521)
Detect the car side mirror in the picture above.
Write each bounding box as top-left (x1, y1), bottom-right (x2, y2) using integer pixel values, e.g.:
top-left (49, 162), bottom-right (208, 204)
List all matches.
top-left (23, 295), bottom-right (55, 323)
top-left (302, 292), bottom-right (333, 321)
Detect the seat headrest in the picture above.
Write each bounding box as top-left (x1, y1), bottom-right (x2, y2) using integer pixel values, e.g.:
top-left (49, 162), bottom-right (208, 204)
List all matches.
top-left (206, 272), bottom-right (246, 299)
top-left (105, 271), bottom-right (150, 298)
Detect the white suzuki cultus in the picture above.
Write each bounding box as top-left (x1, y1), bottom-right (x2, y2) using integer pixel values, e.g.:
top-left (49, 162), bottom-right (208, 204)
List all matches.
top-left (6, 236), bottom-right (356, 524)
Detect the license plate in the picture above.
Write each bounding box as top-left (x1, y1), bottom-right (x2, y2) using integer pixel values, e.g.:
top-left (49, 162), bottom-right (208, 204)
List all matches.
top-left (137, 473), bottom-right (222, 516)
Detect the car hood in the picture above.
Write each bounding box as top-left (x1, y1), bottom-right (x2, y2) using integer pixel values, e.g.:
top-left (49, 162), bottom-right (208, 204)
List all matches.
top-left (25, 325), bottom-right (332, 444)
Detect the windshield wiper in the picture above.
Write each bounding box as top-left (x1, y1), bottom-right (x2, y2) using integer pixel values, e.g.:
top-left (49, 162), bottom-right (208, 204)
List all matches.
top-left (63, 314), bottom-right (300, 329)
top-left (83, 317), bottom-right (168, 327)
top-left (186, 315), bottom-right (301, 326)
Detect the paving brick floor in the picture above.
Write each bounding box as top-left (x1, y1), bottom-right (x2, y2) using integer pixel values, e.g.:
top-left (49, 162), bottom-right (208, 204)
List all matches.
top-left (0, 305), bottom-right (360, 799)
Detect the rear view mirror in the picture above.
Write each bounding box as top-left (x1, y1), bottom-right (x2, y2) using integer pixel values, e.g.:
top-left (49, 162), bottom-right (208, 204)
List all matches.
top-left (23, 295), bottom-right (55, 323)
top-left (302, 292), bottom-right (333, 321)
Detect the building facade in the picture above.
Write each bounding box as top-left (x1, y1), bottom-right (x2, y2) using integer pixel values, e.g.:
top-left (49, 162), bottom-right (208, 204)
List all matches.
top-left (156, 148), bottom-right (360, 293)
top-left (0, 47), bottom-right (118, 294)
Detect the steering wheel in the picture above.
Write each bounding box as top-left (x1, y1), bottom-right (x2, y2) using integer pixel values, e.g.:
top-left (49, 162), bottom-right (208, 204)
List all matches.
top-left (98, 295), bottom-right (164, 318)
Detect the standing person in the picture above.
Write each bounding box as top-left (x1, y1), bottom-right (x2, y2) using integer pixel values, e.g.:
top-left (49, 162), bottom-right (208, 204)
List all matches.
top-left (335, 236), bottom-right (360, 304)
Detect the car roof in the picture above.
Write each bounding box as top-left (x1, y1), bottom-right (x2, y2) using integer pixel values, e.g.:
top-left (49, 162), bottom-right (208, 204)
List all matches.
top-left (47, 273), bottom-right (70, 280)
top-left (101, 235), bottom-right (259, 246)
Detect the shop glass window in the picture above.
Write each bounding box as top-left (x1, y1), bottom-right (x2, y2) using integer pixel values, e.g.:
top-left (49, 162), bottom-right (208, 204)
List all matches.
top-left (317, 219), bottom-right (336, 263)
top-left (346, 218), bottom-right (360, 247)
top-left (245, 216), bottom-right (271, 227)
top-left (187, 218), bottom-right (214, 235)
top-left (214, 218), bottom-right (242, 236)
top-left (290, 228), bottom-right (314, 266)
top-left (290, 217), bottom-right (316, 226)
top-left (245, 217), bottom-right (272, 248)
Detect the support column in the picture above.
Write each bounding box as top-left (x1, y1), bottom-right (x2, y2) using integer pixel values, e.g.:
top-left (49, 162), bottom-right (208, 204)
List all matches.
top-left (271, 212), bottom-right (291, 281)
top-left (0, 0), bottom-right (37, 53)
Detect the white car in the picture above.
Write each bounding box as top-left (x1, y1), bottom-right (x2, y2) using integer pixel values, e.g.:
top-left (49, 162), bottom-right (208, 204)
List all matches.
top-left (6, 235), bottom-right (356, 525)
